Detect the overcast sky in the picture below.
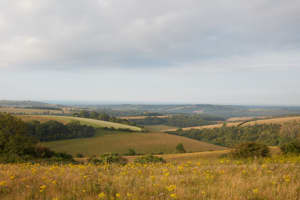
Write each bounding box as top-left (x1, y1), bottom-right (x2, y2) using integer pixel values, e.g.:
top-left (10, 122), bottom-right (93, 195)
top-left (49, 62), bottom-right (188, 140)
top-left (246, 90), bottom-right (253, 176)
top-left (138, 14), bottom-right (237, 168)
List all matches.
top-left (1, 0), bottom-right (300, 105)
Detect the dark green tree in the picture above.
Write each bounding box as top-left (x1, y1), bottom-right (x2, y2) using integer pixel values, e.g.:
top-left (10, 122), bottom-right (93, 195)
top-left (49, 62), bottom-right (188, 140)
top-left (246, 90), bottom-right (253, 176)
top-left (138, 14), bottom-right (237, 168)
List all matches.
top-left (280, 141), bottom-right (300, 155)
top-left (0, 113), bottom-right (37, 156)
top-left (230, 142), bottom-right (270, 159)
top-left (176, 143), bottom-right (186, 153)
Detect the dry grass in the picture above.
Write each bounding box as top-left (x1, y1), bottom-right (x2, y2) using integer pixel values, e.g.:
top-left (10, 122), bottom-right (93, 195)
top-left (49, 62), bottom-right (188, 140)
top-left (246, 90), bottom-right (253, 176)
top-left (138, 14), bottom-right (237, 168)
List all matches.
top-left (15, 115), bottom-right (142, 131)
top-left (165, 122), bottom-right (240, 131)
top-left (125, 150), bottom-right (229, 162)
top-left (1, 155), bottom-right (300, 200)
top-left (125, 147), bottom-right (280, 163)
top-left (226, 116), bottom-right (268, 122)
top-left (244, 116), bottom-right (300, 126)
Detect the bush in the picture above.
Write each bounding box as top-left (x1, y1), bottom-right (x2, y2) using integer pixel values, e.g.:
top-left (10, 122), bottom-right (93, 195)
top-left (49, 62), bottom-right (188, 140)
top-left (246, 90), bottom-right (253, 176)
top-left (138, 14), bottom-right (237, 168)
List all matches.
top-left (100, 153), bottom-right (127, 165)
top-left (176, 143), bottom-right (186, 153)
top-left (280, 141), bottom-right (300, 155)
top-left (126, 148), bottom-right (136, 156)
top-left (88, 153), bottom-right (127, 165)
top-left (34, 145), bottom-right (55, 158)
top-left (134, 155), bottom-right (166, 164)
top-left (54, 152), bottom-right (74, 160)
top-left (76, 153), bottom-right (84, 158)
top-left (230, 142), bottom-right (270, 159)
top-left (87, 155), bottom-right (102, 165)
top-left (0, 153), bottom-right (31, 163)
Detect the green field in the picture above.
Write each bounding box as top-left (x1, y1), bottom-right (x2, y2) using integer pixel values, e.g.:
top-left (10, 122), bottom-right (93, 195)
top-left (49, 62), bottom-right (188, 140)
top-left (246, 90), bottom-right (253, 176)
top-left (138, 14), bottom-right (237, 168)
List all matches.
top-left (43, 130), bottom-right (226, 156)
top-left (144, 125), bottom-right (178, 132)
top-left (16, 115), bottom-right (142, 131)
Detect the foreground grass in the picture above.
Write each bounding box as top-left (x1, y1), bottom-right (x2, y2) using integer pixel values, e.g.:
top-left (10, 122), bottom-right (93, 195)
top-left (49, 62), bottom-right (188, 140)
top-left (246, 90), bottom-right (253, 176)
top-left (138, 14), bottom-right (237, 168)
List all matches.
top-left (1, 156), bottom-right (300, 200)
top-left (43, 131), bottom-right (226, 156)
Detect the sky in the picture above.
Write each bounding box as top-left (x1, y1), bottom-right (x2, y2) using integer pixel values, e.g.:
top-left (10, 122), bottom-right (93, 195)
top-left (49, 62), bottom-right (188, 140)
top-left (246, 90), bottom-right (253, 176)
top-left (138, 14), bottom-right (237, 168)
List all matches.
top-left (0, 0), bottom-right (300, 105)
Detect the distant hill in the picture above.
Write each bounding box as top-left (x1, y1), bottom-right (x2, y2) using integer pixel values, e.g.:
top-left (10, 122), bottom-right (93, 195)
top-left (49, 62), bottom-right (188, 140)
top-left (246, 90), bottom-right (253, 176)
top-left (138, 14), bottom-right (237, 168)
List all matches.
top-left (0, 100), bottom-right (55, 108)
top-left (165, 116), bottom-right (300, 131)
top-left (88, 104), bottom-right (300, 118)
top-left (3, 100), bottom-right (300, 118)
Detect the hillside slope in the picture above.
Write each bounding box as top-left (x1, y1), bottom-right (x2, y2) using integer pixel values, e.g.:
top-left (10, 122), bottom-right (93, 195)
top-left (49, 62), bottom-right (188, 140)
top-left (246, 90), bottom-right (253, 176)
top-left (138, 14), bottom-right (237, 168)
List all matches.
top-left (165, 116), bottom-right (300, 131)
top-left (43, 131), bottom-right (226, 156)
top-left (16, 115), bottom-right (142, 131)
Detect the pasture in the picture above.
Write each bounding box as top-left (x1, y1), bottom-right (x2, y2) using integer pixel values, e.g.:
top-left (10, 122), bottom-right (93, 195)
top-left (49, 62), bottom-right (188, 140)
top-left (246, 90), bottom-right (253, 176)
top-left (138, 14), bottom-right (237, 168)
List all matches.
top-left (43, 131), bottom-right (226, 156)
top-left (144, 125), bottom-right (177, 132)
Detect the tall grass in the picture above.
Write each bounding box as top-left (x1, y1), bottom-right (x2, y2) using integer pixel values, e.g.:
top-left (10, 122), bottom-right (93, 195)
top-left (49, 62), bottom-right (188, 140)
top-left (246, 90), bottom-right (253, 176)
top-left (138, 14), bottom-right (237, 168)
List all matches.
top-left (1, 155), bottom-right (300, 200)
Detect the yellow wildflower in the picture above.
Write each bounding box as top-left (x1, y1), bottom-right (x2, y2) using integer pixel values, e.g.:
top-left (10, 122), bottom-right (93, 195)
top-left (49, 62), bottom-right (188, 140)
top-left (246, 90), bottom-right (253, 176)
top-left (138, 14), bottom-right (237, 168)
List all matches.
top-left (0, 181), bottom-right (6, 186)
top-left (252, 188), bottom-right (258, 194)
top-left (98, 192), bottom-right (105, 198)
top-left (166, 185), bottom-right (176, 192)
top-left (127, 192), bottom-right (132, 197)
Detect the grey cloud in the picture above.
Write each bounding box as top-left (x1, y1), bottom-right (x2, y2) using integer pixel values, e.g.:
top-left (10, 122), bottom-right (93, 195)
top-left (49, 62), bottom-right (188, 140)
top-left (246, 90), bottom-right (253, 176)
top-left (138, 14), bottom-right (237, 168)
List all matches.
top-left (0, 0), bottom-right (300, 70)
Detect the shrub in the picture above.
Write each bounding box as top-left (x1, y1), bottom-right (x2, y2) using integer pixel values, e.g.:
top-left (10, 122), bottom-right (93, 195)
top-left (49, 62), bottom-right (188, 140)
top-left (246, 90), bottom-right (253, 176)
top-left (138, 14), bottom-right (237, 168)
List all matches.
top-left (100, 153), bottom-right (127, 165)
top-left (76, 153), bottom-right (84, 158)
top-left (87, 155), bottom-right (103, 165)
top-left (230, 142), bottom-right (270, 159)
top-left (88, 153), bottom-right (128, 165)
top-left (34, 145), bottom-right (55, 158)
top-left (0, 153), bottom-right (31, 163)
top-left (280, 141), bottom-right (300, 155)
top-left (134, 155), bottom-right (166, 164)
top-left (176, 143), bottom-right (186, 153)
top-left (126, 148), bottom-right (136, 156)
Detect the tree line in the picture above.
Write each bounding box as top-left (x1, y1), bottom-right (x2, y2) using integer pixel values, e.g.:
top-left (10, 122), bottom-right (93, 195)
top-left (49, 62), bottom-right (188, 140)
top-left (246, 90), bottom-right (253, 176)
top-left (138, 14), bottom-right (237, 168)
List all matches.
top-left (73, 110), bottom-right (137, 126)
top-left (131, 114), bottom-right (225, 128)
top-left (26, 120), bottom-right (96, 141)
top-left (167, 123), bottom-right (300, 147)
top-left (0, 113), bottom-right (74, 163)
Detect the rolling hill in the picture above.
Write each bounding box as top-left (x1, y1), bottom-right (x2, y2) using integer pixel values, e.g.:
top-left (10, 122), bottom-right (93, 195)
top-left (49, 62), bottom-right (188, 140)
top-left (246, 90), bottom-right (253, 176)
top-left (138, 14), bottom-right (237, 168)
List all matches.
top-left (165, 116), bottom-right (300, 131)
top-left (16, 115), bottom-right (142, 131)
top-left (43, 131), bottom-right (227, 156)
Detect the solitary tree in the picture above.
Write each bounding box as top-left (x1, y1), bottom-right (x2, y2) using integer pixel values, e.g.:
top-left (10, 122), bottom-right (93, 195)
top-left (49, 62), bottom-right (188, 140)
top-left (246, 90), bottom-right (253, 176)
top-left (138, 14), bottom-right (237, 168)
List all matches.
top-left (176, 143), bottom-right (186, 153)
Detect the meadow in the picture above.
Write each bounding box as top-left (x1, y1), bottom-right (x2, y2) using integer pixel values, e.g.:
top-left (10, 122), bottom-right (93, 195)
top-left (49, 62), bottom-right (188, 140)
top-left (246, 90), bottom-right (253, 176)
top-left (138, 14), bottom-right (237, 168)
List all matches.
top-left (16, 115), bottom-right (142, 132)
top-left (1, 155), bottom-right (300, 200)
top-left (143, 125), bottom-right (177, 132)
top-left (43, 131), bottom-right (226, 156)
